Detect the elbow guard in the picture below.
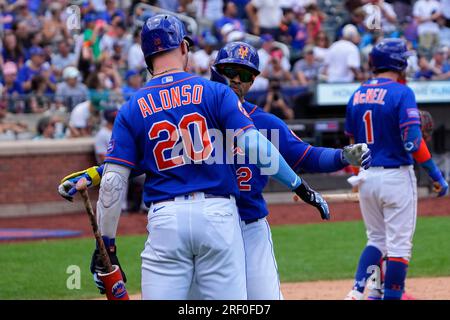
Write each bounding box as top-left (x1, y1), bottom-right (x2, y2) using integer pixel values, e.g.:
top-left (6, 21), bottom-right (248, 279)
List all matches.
top-left (402, 124), bottom-right (422, 153)
top-left (412, 138), bottom-right (432, 164)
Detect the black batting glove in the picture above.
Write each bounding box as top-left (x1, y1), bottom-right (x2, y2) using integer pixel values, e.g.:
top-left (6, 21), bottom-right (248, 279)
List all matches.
top-left (90, 237), bottom-right (127, 294)
top-left (294, 179), bottom-right (330, 220)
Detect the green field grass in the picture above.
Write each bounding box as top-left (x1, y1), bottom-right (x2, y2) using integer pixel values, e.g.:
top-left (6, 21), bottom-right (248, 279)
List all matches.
top-left (1, 216), bottom-right (449, 299)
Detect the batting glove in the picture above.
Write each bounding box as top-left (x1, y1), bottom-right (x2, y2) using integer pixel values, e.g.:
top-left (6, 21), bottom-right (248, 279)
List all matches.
top-left (58, 166), bottom-right (103, 201)
top-left (294, 179), bottom-right (330, 220)
top-left (90, 236), bottom-right (127, 294)
top-left (342, 143), bottom-right (372, 170)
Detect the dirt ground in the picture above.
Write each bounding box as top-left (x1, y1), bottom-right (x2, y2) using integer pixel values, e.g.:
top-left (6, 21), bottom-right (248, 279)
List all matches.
top-left (121, 277), bottom-right (450, 300)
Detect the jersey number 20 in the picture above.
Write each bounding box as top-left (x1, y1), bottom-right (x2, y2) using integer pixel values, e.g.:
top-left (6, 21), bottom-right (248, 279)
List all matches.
top-left (149, 112), bottom-right (213, 171)
top-left (363, 110), bottom-right (374, 144)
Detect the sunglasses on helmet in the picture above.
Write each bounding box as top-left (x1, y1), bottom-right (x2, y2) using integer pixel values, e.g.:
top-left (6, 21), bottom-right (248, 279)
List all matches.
top-left (220, 66), bottom-right (255, 83)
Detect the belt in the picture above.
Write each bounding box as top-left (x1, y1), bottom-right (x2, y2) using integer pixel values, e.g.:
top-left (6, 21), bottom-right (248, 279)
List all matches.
top-left (152, 193), bottom-right (230, 205)
top-left (382, 166), bottom-right (400, 169)
top-left (243, 218), bottom-right (260, 225)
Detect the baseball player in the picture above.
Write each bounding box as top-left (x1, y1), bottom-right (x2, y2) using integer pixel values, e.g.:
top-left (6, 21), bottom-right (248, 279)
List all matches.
top-left (59, 14), bottom-right (329, 300)
top-left (60, 41), bottom-right (371, 299)
top-left (344, 38), bottom-right (448, 300)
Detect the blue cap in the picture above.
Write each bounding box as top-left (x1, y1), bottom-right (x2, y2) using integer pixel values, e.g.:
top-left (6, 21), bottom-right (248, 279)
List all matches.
top-left (261, 34), bottom-right (274, 43)
top-left (29, 46), bottom-right (45, 57)
top-left (84, 12), bottom-right (97, 23)
top-left (125, 70), bottom-right (139, 80)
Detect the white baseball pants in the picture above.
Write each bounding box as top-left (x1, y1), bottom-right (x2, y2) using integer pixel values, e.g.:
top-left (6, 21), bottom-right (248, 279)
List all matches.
top-left (358, 166), bottom-right (418, 260)
top-left (141, 192), bottom-right (247, 300)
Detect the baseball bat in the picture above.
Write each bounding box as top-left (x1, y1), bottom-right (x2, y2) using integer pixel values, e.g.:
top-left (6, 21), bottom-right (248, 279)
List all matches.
top-left (293, 192), bottom-right (360, 203)
top-left (76, 178), bottom-right (129, 300)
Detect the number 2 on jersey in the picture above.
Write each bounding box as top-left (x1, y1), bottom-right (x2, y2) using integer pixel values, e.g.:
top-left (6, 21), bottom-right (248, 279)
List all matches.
top-left (363, 110), bottom-right (374, 144)
top-left (237, 167), bottom-right (252, 191)
top-left (149, 112), bottom-right (213, 171)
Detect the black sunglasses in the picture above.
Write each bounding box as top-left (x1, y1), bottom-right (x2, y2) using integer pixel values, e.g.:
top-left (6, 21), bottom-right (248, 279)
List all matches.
top-left (220, 66), bottom-right (255, 83)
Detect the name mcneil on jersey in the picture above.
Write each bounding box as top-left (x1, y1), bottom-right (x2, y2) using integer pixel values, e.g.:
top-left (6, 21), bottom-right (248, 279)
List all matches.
top-left (352, 88), bottom-right (387, 106)
top-left (162, 125), bottom-right (281, 176)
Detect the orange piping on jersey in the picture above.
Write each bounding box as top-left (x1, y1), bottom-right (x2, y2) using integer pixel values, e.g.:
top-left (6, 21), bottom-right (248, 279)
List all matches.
top-left (140, 75), bottom-right (198, 90)
top-left (248, 105), bottom-right (258, 116)
top-left (233, 124), bottom-right (256, 137)
top-left (399, 120), bottom-right (421, 128)
top-left (387, 257), bottom-right (409, 265)
top-left (104, 157), bottom-right (135, 167)
top-left (293, 145), bottom-right (312, 170)
top-left (412, 138), bottom-right (431, 163)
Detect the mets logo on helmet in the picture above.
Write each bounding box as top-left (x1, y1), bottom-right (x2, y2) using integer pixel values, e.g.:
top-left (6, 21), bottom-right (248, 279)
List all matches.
top-left (238, 46), bottom-right (249, 59)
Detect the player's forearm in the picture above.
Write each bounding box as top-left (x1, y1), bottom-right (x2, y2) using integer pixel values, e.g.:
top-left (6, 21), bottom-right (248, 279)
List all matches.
top-left (97, 163), bottom-right (131, 239)
top-left (237, 129), bottom-right (301, 189)
top-left (300, 147), bottom-right (347, 173)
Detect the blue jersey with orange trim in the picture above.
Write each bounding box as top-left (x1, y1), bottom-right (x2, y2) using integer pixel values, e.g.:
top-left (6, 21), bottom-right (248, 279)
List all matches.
top-left (236, 101), bottom-right (312, 221)
top-left (345, 78), bottom-right (420, 167)
top-left (105, 71), bottom-right (255, 205)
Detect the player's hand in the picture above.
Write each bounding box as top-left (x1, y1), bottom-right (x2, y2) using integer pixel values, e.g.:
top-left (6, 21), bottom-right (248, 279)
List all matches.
top-left (90, 237), bottom-right (127, 294)
top-left (432, 176), bottom-right (449, 197)
top-left (57, 166), bottom-right (103, 201)
top-left (294, 179), bottom-right (330, 220)
top-left (342, 143), bottom-right (372, 170)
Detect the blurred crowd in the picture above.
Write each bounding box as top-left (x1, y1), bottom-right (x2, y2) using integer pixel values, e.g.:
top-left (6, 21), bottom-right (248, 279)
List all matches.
top-left (1, 0), bottom-right (450, 140)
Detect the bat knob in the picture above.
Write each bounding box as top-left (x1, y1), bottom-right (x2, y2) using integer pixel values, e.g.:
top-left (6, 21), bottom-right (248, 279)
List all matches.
top-left (75, 177), bottom-right (88, 191)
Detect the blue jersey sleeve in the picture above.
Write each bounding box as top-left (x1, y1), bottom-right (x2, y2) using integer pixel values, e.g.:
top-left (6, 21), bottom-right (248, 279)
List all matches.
top-left (217, 86), bottom-right (254, 136)
top-left (398, 86), bottom-right (421, 129)
top-left (104, 103), bottom-right (138, 168)
top-left (345, 95), bottom-right (354, 137)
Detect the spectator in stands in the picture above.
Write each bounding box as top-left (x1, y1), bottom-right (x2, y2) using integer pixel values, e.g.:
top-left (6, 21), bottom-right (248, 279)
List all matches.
top-left (51, 41), bottom-right (78, 79)
top-left (390, 0), bottom-right (413, 24)
top-left (261, 47), bottom-right (294, 85)
top-left (97, 0), bottom-right (127, 25)
top-left (312, 30), bottom-right (330, 63)
top-left (292, 45), bottom-right (322, 86)
top-left (18, 46), bottom-right (56, 93)
top-left (97, 57), bottom-right (123, 93)
top-left (2, 31), bottom-right (25, 66)
top-left (323, 24), bottom-right (362, 83)
top-left (68, 95), bottom-right (101, 138)
top-left (111, 41), bottom-right (128, 72)
top-left (193, 33), bottom-right (218, 78)
top-left (304, 3), bottom-right (326, 41)
top-left (100, 21), bottom-right (131, 59)
top-left (82, 14), bottom-right (105, 64)
top-left (14, 21), bottom-right (32, 50)
top-left (405, 39), bottom-right (420, 80)
top-left (258, 34), bottom-right (291, 72)
top-left (156, 0), bottom-right (181, 13)
top-left (193, 0), bottom-right (224, 21)
top-left (122, 70), bottom-right (143, 101)
top-left (0, 98), bottom-right (29, 140)
top-left (362, 0), bottom-right (398, 37)
top-left (95, 107), bottom-right (118, 164)
top-left (14, 0), bottom-right (41, 34)
top-left (430, 46), bottom-right (450, 80)
top-left (336, 6), bottom-right (366, 40)
top-left (438, 15), bottom-right (450, 48)
top-left (127, 29), bottom-right (145, 73)
top-left (1, 62), bottom-right (22, 96)
top-left (28, 75), bottom-right (52, 113)
top-left (413, 0), bottom-right (442, 57)
top-left (33, 116), bottom-right (56, 140)
top-left (42, 2), bottom-right (69, 45)
top-left (414, 55), bottom-right (436, 80)
top-left (279, 7), bottom-right (308, 60)
top-left (260, 78), bottom-right (294, 120)
top-left (55, 67), bottom-right (90, 112)
top-left (214, 1), bottom-right (246, 42)
top-left (246, 0), bottom-right (283, 37)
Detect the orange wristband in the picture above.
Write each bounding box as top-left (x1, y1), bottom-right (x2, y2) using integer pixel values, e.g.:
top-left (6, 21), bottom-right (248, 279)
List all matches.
top-left (412, 138), bottom-right (431, 164)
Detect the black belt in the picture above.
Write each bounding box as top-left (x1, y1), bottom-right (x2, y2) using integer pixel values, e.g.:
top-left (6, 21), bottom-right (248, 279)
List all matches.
top-left (152, 193), bottom-right (230, 205)
top-left (243, 218), bottom-right (260, 225)
top-left (383, 166), bottom-right (400, 169)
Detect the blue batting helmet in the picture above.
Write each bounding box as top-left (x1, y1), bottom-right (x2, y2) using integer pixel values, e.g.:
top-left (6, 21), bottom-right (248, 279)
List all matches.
top-left (210, 41), bottom-right (260, 84)
top-left (141, 14), bottom-right (194, 59)
top-left (369, 38), bottom-right (411, 73)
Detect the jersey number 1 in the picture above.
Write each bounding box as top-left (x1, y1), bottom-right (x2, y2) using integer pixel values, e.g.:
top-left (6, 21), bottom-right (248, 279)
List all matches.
top-left (363, 110), bottom-right (374, 144)
top-left (149, 112), bottom-right (213, 171)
